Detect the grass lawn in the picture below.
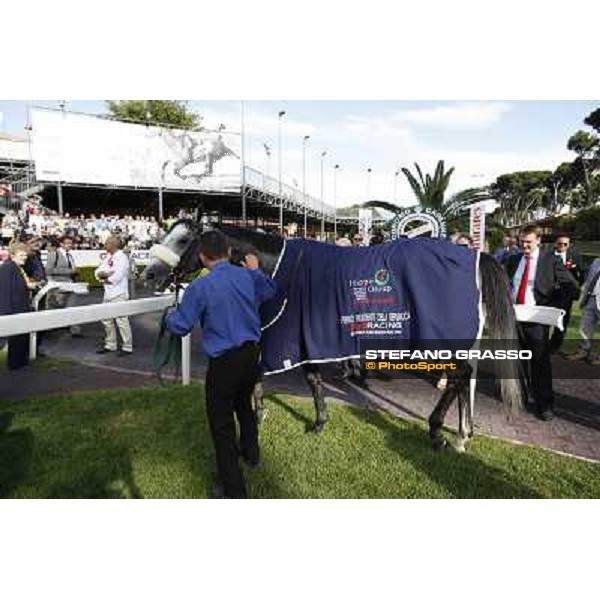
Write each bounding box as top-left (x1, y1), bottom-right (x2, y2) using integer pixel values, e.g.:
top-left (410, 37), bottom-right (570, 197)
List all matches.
top-left (0, 384), bottom-right (598, 499)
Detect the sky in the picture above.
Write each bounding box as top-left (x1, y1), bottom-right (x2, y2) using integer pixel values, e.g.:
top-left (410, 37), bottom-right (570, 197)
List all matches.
top-left (0, 100), bottom-right (597, 208)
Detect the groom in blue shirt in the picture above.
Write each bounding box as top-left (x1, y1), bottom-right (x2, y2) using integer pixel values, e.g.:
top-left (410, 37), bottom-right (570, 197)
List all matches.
top-left (166, 230), bottom-right (277, 499)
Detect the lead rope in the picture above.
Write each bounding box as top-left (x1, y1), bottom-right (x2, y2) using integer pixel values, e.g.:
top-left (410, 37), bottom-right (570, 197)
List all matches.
top-left (152, 277), bottom-right (183, 385)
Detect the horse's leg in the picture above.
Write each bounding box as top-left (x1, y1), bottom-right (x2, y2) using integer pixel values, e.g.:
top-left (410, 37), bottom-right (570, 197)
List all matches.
top-left (349, 358), bottom-right (367, 387)
top-left (428, 361), bottom-right (471, 452)
top-left (303, 363), bottom-right (327, 434)
top-left (428, 385), bottom-right (457, 452)
top-left (454, 382), bottom-right (471, 453)
top-left (252, 377), bottom-right (266, 424)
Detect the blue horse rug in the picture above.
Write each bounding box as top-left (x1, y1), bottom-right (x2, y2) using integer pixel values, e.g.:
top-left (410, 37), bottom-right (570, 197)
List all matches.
top-left (259, 238), bottom-right (482, 375)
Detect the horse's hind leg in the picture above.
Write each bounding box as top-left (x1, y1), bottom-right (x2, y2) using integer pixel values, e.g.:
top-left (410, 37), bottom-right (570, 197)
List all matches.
top-left (303, 364), bottom-right (327, 434)
top-left (454, 384), bottom-right (471, 453)
top-left (349, 358), bottom-right (367, 387)
top-left (454, 361), bottom-right (474, 452)
top-left (428, 361), bottom-right (472, 452)
top-left (428, 386), bottom-right (457, 452)
top-left (252, 378), bottom-right (266, 424)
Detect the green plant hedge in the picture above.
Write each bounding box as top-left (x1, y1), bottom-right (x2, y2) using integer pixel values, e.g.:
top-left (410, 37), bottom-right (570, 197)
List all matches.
top-left (75, 266), bottom-right (146, 288)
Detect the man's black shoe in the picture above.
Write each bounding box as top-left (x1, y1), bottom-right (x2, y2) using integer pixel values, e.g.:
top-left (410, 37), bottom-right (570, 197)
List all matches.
top-left (538, 409), bottom-right (555, 422)
top-left (96, 348), bottom-right (115, 354)
top-left (241, 449), bottom-right (260, 469)
top-left (243, 456), bottom-right (261, 469)
top-left (117, 350), bottom-right (133, 357)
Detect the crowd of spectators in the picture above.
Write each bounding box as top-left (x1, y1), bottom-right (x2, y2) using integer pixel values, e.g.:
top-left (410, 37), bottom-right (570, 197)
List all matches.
top-left (1, 209), bottom-right (166, 251)
top-left (0, 198), bottom-right (196, 262)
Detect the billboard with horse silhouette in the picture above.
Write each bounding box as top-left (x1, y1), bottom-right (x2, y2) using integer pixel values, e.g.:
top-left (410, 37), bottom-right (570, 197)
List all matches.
top-left (30, 108), bottom-right (241, 192)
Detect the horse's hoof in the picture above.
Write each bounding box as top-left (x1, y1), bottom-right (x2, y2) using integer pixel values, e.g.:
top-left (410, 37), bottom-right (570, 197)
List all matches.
top-left (453, 440), bottom-right (467, 453)
top-left (306, 421), bottom-right (325, 435)
top-left (432, 438), bottom-right (447, 453)
top-left (352, 378), bottom-right (369, 389)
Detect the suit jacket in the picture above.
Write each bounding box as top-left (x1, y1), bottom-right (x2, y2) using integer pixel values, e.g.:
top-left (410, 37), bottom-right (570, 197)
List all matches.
top-left (554, 248), bottom-right (584, 285)
top-left (24, 251), bottom-right (46, 283)
top-left (493, 245), bottom-right (519, 265)
top-left (506, 251), bottom-right (578, 309)
top-left (0, 260), bottom-right (31, 316)
top-left (580, 258), bottom-right (600, 309)
top-left (46, 249), bottom-right (77, 283)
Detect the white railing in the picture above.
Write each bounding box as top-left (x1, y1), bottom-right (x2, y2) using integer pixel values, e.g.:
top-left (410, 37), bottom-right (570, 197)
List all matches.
top-left (244, 166), bottom-right (336, 217)
top-left (0, 293), bottom-right (194, 385)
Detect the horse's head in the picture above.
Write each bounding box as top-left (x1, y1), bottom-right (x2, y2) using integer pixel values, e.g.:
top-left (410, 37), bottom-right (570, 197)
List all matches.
top-left (142, 219), bottom-right (207, 290)
top-left (142, 218), bottom-right (285, 290)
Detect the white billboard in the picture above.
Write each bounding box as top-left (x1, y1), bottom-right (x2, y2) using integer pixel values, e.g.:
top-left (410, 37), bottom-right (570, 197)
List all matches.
top-left (31, 108), bottom-right (241, 193)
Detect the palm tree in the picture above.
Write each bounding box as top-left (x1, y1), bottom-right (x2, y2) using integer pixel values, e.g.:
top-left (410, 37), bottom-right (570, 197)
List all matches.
top-left (365, 160), bottom-right (490, 219)
top-left (402, 160), bottom-right (454, 210)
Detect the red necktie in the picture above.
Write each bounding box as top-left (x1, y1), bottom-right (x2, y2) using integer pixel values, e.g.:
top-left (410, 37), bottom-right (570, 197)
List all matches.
top-left (516, 256), bottom-right (530, 305)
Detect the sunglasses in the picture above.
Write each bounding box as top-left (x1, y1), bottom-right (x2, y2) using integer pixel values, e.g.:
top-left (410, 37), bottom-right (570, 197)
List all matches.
top-left (556, 242), bottom-right (569, 246)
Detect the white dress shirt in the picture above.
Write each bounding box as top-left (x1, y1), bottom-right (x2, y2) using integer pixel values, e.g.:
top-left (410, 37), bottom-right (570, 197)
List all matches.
top-left (95, 249), bottom-right (130, 300)
top-left (593, 272), bottom-right (600, 311)
top-left (554, 250), bottom-right (566, 265)
top-left (60, 247), bottom-right (75, 269)
top-left (512, 248), bottom-right (540, 306)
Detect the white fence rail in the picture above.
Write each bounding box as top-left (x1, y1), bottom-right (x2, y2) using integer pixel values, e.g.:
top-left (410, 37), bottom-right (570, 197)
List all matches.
top-left (0, 294), bottom-right (194, 385)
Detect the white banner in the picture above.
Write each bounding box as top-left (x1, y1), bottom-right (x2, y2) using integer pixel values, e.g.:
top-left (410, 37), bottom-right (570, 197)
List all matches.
top-left (31, 109), bottom-right (241, 192)
top-left (41, 249), bottom-right (151, 267)
top-left (469, 203), bottom-right (486, 251)
top-left (358, 209), bottom-right (372, 246)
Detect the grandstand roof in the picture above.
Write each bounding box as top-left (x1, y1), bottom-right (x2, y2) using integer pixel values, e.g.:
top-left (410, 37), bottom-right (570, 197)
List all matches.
top-left (0, 132), bottom-right (30, 162)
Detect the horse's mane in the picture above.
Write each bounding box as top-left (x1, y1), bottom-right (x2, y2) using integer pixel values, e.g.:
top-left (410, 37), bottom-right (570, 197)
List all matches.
top-left (216, 225), bottom-right (284, 257)
top-left (167, 218), bottom-right (198, 234)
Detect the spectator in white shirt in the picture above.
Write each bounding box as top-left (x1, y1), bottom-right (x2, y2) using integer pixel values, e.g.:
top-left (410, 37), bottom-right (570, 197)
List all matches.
top-left (94, 236), bottom-right (133, 356)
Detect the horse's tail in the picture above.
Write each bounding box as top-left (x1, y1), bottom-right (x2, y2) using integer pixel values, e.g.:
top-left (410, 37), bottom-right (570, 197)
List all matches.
top-left (478, 252), bottom-right (523, 414)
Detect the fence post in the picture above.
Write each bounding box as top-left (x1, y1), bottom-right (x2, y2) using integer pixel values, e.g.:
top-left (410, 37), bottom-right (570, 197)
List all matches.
top-left (29, 332), bottom-right (37, 360)
top-left (181, 334), bottom-right (191, 385)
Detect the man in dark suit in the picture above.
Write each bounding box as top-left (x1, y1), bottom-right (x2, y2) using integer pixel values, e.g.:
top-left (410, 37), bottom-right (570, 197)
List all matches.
top-left (506, 226), bottom-right (578, 421)
top-left (46, 235), bottom-right (81, 337)
top-left (549, 233), bottom-right (583, 353)
top-left (0, 242), bottom-right (33, 370)
top-left (24, 237), bottom-right (46, 286)
top-left (493, 235), bottom-right (520, 265)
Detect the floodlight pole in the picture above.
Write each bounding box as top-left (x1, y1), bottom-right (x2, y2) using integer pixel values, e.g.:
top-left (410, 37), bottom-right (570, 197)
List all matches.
top-left (320, 151), bottom-right (327, 239)
top-left (241, 101), bottom-right (247, 227)
top-left (278, 110), bottom-right (286, 234)
top-left (302, 135), bottom-right (310, 237)
top-left (57, 182), bottom-right (64, 215)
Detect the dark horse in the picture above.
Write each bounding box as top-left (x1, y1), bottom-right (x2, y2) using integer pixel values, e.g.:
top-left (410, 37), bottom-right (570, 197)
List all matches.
top-left (142, 219), bottom-right (523, 453)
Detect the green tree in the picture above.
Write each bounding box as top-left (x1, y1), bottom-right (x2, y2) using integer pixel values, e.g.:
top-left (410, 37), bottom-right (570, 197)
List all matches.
top-left (547, 162), bottom-right (579, 214)
top-left (583, 108), bottom-right (600, 135)
top-left (106, 100), bottom-right (202, 129)
top-left (490, 171), bottom-right (552, 226)
top-left (567, 130), bottom-right (598, 203)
